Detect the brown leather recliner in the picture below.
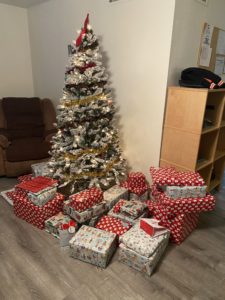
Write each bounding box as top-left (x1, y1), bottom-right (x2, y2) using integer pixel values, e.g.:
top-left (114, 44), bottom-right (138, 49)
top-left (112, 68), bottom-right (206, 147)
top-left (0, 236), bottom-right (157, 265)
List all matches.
top-left (0, 97), bottom-right (56, 177)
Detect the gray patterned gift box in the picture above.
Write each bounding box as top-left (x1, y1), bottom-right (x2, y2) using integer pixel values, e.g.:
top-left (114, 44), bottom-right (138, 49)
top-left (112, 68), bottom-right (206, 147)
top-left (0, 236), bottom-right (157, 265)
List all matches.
top-left (64, 200), bottom-right (107, 223)
top-left (118, 222), bottom-right (169, 276)
top-left (31, 162), bottom-right (51, 177)
top-left (69, 225), bottom-right (117, 268)
top-left (129, 190), bottom-right (149, 202)
top-left (28, 186), bottom-right (57, 207)
top-left (103, 185), bottom-right (128, 210)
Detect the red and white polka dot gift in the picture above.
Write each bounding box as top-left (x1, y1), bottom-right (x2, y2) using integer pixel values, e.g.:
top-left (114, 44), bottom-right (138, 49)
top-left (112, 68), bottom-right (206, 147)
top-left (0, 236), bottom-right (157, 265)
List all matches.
top-left (150, 167), bottom-right (205, 187)
top-left (121, 172), bottom-right (149, 197)
top-left (12, 191), bottom-right (64, 229)
top-left (17, 174), bottom-right (33, 183)
top-left (95, 215), bottom-right (132, 236)
top-left (69, 187), bottom-right (103, 212)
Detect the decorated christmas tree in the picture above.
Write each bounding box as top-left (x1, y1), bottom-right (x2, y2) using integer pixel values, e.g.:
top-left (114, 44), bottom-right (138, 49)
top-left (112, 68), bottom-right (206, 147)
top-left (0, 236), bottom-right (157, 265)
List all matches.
top-left (49, 14), bottom-right (126, 193)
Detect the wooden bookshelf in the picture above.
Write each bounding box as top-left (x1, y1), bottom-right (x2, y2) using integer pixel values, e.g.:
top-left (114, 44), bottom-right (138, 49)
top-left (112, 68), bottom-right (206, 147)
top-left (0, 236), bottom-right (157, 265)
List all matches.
top-left (160, 87), bottom-right (225, 191)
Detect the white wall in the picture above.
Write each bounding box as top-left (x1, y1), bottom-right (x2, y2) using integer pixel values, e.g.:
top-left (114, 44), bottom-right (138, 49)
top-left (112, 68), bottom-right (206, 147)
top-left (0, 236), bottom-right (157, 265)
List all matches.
top-left (28, 0), bottom-right (175, 176)
top-left (0, 4), bottom-right (34, 97)
top-left (168, 0), bottom-right (225, 86)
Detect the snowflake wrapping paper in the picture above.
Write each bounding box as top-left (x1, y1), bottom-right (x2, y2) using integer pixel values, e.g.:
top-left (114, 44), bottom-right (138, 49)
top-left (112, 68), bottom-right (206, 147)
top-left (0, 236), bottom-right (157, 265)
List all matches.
top-left (146, 201), bottom-right (199, 245)
top-left (95, 215), bottom-right (132, 236)
top-left (63, 200), bottom-right (107, 223)
top-left (13, 192), bottom-right (64, 229)
top-left (150, 167), bottom-right (205, 187)
top-left (69, 225), bottom-right (117, 268)
top-left (151, 185), bottom-right (215, 214)
top-left (103, 185), bottom-right (128, 210)
top-left (69, 187), bottom-right (103, 212)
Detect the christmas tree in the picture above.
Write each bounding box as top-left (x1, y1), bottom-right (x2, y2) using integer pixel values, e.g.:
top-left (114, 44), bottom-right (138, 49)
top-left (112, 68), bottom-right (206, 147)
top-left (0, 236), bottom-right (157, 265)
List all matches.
top-left (49, 14), bottom-right (126, 193)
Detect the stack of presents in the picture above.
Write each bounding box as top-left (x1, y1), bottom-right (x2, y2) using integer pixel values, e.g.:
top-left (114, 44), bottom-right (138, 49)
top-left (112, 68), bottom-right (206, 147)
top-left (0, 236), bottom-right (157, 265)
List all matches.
top-left (6, 164), bottom-right (216, 276)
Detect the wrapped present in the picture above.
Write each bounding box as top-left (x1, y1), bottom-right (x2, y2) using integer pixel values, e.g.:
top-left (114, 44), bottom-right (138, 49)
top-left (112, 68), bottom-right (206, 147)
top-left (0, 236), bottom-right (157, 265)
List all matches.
top-left (28, 186), bottom-right (57, 207)
top-left (95, 215), bottom-right (132, 236)
top-left (69, 225), bottom-right (117, 268)
top-left (16, 176), bottom-right (58, 194)
top-left (146, 201), bottom-right (199, 244)
top-left (69, 188), bottom-right (103, 212)
top-left (150, 167), bottom-right (205, 187)
top-left (103, 185), bottom-right (128, 210)
top-left (121, 172), bottom-right (149, 198)
top-left (13, 192), bottom-right (64, 230)
top-left (151, 185), bottom-right (215, 214)
top-left (165, 185), bottom-right (207, 199)
top-left (108, 199), bottom-right (148, 225)
top-left (45, 212), bottom-right (78, 247)
top-left (64, 200), bottom-right (106, 223)
top-left (31, 162), bottom-right (51, 177)
top-left (140, 218), bottom-right (169, 237)
top-left (118, 239), bottom-right (168, 276)
top-left (129, 190), bottom-right (149, 201)
top-left (119, 222), bottom-right (170, 257)
top-left (18, 174), bottom-right (33, 183)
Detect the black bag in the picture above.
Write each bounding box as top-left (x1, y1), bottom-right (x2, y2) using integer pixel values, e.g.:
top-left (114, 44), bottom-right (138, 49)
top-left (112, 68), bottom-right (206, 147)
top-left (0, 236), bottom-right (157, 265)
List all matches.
top-left (179, 67), bottom-right (225, 89)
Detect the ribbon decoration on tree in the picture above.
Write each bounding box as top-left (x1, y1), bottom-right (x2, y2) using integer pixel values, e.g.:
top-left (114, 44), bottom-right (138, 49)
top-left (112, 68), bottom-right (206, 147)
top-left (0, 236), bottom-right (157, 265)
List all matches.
top-left (76, 13), bottom-right (89, 47)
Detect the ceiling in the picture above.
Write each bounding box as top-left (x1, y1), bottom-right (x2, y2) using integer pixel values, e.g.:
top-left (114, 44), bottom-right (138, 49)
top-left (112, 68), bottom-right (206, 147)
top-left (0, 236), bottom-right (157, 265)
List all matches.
top-left (0, 0), bottom-right (50, 8)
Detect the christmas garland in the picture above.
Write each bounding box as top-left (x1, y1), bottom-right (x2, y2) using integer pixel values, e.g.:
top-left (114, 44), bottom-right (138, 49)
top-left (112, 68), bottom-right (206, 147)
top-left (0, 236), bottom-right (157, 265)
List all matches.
top-left (63, 93), bottom-right (109, 107)
top-left (65, 144), bottom-right (108, 161)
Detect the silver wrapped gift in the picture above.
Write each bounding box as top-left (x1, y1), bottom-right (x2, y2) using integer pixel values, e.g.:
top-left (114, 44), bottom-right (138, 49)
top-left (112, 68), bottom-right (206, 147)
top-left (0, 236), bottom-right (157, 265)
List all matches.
top-left (63, 200), bottom-right (107, 223)
top-left (69, 225), bottom-right (117, 268)
top-left (118, 221), bottom-right (169, 276)
top-left (31, 162), bottom-right (51, 177)
top-left (165, 185), bottom-right (207, 199)
top-left (28, 186), bottom-right (57, 207)
top-left (103, 185), bottom-right (128, 210)
top-left (118, 240), bottom-right (168, 276)
top-left (129, 190), bottom-right (149, 202)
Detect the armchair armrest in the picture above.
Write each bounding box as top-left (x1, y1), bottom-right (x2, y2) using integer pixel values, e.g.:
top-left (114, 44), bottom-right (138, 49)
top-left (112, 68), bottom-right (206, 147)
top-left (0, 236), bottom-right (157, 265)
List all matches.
top-left (44, 128), bottom-right (56, 142)
top-left (0, 134), bottom-right (9, 148)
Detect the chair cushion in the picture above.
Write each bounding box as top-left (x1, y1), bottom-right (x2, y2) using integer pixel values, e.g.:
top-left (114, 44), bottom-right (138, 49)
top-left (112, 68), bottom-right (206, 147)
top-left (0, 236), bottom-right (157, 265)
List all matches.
top-left (6, 138), bottom-right (50, 162)
top-left (2, 97), bottom-right (44, 139)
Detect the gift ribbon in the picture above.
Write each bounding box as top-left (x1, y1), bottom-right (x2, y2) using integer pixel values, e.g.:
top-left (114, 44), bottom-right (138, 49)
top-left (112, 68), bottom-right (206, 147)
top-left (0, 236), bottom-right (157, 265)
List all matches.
top-left (61, 220), bottom-right (76, 230)
top-left (63, 93), bottom-right (110, 107)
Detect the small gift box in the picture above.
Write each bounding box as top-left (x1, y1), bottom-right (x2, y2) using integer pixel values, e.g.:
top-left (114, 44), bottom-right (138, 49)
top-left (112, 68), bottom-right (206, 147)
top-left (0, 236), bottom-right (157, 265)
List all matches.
top-left (28, 186), bottom-right (57, 207)
top-left (64, 200), bottom-right (107, 223)
top-left (118, 221), bottom-right (169, 276)
top-left (69, 225), bottom-right (117, 268)
top-left (16, 176), bottom-right (58, 194)
top-left (108, 199), bottom-right (148, 225)
top-left (121, 172), bottom-right (149, 200)
top-left (103, 185), bottom-right (128, 210)
top-left (69, 188), bottom-right (103, 212)
top-left (95, 215), bottom-right (132, 236)
top-left (140, 218), bottom-right (168, 237)
top-left (31, 162), bottom-right (51, 177)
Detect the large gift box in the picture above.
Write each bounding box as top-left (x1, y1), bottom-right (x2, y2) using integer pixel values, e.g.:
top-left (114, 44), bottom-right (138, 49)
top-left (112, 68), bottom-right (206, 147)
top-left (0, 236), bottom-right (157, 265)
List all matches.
top-left (103, 185), bottom-right (128, 210)
top-left (147, 201), bottom-right (199, 244)
top-left (69, 225), bottom-right (117, 268)
top-left (31, 162), bottom-right (51, 177)
top-left (63, 200), bottom-right (106, 223)
top-left (150, 167), bottom-right (205, 187)
top-left (95, 215), bottom-right (132, 236)
top-left (118, 222), bottom-right (169, 276)
top-left (69, 188), bottom-right (103, 212)
top-left (13, 192), bottom-right (64, 229)
top-left (108, 199), bottom-right (148, 225)
top-left (45, 212), bottom-right (78, 247)
top-left (151, 185), bottom-right (215, 214)
top-left (121, 172), bottom-right (149, 201)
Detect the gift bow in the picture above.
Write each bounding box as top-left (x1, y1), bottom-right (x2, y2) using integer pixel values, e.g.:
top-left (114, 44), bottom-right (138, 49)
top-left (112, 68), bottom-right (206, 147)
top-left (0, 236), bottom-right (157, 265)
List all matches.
top-left (61, 220), bottom-right (76, 230)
